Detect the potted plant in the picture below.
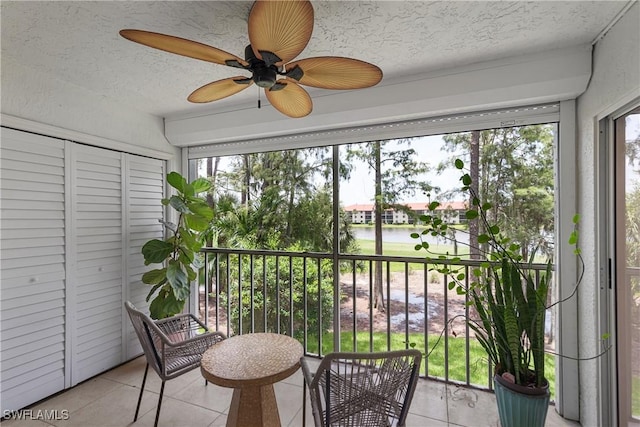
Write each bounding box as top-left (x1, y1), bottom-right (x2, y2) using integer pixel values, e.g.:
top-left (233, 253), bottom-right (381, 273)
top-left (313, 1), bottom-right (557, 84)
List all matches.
top-left (412, 159), bottom-right (582, 427)
top-left (141, 172), bottom-right (213, 319)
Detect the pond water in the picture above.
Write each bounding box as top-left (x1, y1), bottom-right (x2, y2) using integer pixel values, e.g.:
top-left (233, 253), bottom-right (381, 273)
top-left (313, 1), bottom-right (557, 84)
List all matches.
top-left (353, 226), bottom-right (469, 245)
top-left (388, 289), bottom-right (439, 324)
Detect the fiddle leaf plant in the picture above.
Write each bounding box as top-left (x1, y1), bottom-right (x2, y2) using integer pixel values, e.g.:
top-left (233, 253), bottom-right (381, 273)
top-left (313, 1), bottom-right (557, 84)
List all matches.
top-left (141, 172), bottom-right (213, 319)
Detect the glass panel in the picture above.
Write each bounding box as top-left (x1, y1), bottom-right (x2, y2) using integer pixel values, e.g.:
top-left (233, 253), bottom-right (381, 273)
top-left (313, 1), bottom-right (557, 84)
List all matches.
top-left (617, 109), bottom-right (640, 425)
top-left (188, 122), bottom-right (558, 393)
top-left (193, 149), bottom-right (335, 339)
top-left (338, 125), bottom-right (557, 391)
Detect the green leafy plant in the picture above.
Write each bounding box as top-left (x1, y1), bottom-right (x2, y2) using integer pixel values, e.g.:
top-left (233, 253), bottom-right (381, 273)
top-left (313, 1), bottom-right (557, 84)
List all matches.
top-left (412, 159), bottom-right (584, 390)
top-left (141, 172), bottom-right (213, 319)
top-left (217, 243), bottom-right (334, 338)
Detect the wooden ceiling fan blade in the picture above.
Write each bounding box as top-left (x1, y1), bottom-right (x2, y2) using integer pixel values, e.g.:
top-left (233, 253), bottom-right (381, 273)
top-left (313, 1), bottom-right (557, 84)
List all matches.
top-left (286, 57), bottom-right (383, 89)
top-left (248, 0), bottom-right (314, 66)
top-left (265, 80), bottom-right (312, 118)
top-left (119, 29), bottom-right (248, 67)
top-left (188, 77), bottom-right (253, 103)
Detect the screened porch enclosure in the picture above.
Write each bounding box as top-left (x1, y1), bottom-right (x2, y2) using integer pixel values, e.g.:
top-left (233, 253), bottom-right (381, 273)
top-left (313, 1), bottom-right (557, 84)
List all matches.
top-left (190, 114), bottom-right (562, 401)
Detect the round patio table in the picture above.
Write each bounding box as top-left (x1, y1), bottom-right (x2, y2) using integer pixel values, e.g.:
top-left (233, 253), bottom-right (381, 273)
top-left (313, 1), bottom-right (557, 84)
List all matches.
top-left (201, 332), bottom-right (303, 427)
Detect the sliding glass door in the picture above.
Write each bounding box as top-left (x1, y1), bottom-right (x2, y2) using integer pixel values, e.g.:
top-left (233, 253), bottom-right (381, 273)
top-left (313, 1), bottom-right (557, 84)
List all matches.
top-left (615, 106), bottom-right (640, 426)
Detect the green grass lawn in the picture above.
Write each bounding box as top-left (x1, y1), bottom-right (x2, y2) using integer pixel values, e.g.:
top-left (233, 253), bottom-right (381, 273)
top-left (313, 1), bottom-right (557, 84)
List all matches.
top-left (304, 331), bottom-right (556, 398)
top-left (352, 239), bottom-right (469, 272)
top-left (634, 375), bottom-right (640, 417)
top-left (355, 239), bottom-right (468, 258)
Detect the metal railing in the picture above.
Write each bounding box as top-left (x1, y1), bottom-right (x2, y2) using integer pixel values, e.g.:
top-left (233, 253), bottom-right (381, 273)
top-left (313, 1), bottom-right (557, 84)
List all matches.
top-left (197, 247), bottom-right (552, 390)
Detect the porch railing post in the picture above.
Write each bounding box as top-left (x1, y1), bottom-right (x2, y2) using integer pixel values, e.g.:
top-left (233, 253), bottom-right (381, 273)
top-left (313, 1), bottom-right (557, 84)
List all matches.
top-left (332, 144), bottom-right (341, 352)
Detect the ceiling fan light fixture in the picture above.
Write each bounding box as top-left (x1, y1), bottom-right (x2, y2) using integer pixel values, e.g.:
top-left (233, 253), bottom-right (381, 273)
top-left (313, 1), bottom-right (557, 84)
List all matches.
top-left (253, 67), bottom-right (278, 88)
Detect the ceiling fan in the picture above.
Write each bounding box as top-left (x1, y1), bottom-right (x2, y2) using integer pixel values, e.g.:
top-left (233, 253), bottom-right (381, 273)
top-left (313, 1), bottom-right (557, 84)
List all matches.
top-left (120, 0), bottom-right (383, 118)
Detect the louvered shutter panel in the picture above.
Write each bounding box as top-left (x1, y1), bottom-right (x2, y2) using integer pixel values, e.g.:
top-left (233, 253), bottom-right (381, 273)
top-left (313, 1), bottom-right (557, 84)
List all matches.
top-left (0, 128), bottom-right (67, 412)
top-left (70, 144), bottom-right (124, 384)
top-left (124, 154), bottom-right (165, 358)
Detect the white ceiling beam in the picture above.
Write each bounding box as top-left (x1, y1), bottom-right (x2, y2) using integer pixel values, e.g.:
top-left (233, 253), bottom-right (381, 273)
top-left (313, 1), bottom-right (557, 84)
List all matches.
top-left (165, 44), bottom-right (592, 148)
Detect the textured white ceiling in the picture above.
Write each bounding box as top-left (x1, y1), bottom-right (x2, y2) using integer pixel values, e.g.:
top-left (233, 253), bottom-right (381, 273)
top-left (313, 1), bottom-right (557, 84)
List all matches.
top-left (0, 1), bottom-right (629, 118)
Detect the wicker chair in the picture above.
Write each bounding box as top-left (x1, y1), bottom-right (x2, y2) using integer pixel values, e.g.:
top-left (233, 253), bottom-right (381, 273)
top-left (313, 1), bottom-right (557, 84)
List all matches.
top-left (301, 350), bottom-right (422, 427)
top-left (124, 301), bottom-right (226, 427)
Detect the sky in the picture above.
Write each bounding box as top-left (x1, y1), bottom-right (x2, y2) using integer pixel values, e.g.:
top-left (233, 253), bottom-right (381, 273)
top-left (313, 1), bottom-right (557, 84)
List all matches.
top-left (196, 134), bottom-right (463, 205)
top-left (338, 135), bottom-right (463, 205)
top-left (625, 113), bottom-right (640, 190)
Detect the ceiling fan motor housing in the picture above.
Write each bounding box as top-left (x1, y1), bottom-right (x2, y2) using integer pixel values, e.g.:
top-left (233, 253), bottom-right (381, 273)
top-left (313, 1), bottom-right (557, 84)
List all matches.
top-left (245, 45), bottom-right (278, 88)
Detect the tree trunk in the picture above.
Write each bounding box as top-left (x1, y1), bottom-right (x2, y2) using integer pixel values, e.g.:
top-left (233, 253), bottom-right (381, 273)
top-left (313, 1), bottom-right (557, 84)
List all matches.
top-left (470, 130), bottom-right (480, 260)
top-left (206, 157), bottom-right (214, 208)
top-left (205, 157), bottom-right (215, 247)
top-left (373, 141), bottom-right (385, 312)
top-left (242, 154), bottom-right (250, 206)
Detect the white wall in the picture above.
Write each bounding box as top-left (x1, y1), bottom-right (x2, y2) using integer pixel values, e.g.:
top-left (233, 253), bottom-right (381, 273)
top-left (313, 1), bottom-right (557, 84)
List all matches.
top-left (576, 2), bottom-right (640, 426)
top-left (1, 56), bottom-right (179, 164)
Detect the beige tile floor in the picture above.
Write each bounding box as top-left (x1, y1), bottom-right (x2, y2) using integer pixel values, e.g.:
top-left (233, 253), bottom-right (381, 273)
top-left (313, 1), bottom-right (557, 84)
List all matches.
top-left (2, 356), bottom-right (579, 427)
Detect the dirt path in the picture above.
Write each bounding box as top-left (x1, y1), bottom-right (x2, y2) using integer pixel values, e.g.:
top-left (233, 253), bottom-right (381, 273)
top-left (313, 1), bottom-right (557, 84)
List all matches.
top-left (338, 270), bottom-right (470, 336)
top-left (199, 269), bottom-right (557, 351)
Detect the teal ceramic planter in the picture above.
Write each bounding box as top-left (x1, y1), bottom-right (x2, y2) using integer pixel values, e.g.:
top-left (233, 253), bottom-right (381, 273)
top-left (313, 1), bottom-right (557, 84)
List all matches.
top-left (494, 374), bottom-right (550, 427)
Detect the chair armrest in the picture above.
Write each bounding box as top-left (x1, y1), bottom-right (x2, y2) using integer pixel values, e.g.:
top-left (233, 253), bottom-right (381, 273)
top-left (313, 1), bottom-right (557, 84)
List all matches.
top-left (155, 313), bottom-right (208, 330)
top-left (162, 331), bottom-right (227, 361)
top-left (152, 314), bottom-right (226, 347)
top-left (168, 330), bottom-right (226, 349)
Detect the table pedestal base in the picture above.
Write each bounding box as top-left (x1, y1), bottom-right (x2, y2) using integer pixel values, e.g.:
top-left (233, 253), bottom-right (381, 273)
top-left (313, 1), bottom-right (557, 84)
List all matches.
top-left (227, 385), bottom-right (281, 427)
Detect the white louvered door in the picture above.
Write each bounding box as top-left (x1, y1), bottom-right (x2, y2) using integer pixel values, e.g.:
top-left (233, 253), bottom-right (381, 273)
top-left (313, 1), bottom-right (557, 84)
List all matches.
top-left (0, 128), bottom-right (67, 411)
top-left (0, 127), bottom-right (167, 409)
top-left (69, 144), bottom-right (125, 385)
top-left (124, 155), bottom-right (165, 358)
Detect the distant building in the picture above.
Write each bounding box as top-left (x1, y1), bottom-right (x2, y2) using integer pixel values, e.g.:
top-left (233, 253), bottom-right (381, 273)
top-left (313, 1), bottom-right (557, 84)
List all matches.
top-left (343, 201), bottom-right (467, 225)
